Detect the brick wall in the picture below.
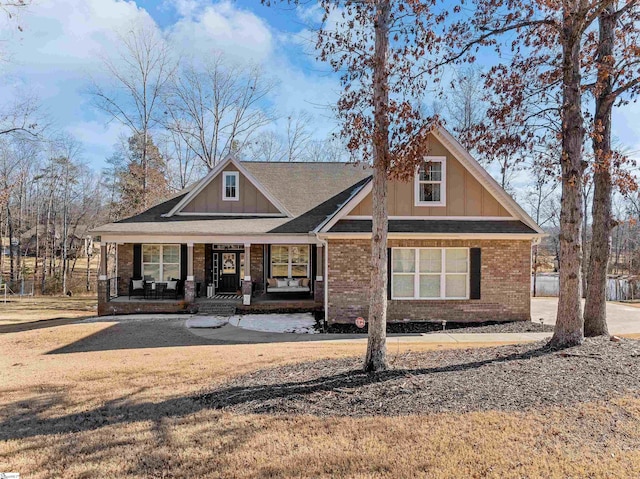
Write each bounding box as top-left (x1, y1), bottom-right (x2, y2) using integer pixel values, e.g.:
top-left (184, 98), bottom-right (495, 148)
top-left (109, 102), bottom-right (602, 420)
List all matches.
top-left (327, 239), bottom-right (532, 324)
top-left (194, 244), bottom-right (205, 285)
top-left (117, 243), bottom-right (133, 296)
top-left (250, 244), bottom-right (265, 294)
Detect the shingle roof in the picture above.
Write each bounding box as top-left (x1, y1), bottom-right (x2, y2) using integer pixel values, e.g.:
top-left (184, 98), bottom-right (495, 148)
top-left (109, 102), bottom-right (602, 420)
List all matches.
top-left (242, 162), bottom-right (372, 217)
top-left (328, 220), bottom-right (538, 234)
top-left (92, 162), bottom-right (373, 235)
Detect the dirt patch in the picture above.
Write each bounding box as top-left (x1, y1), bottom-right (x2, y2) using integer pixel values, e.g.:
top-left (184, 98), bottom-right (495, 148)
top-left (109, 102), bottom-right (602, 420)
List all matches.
top-left (327, 320), bottom-right (554, 334)
top-left (200, 337), bottom-right (640, 416)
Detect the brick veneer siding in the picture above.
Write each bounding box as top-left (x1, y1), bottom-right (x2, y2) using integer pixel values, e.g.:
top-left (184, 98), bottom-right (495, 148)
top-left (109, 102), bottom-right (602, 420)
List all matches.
top-left (250, 244), bottom-right (265, 294)
top-left (327, 239), bottom-right (532, 324)
top-left (117, 243), bottom-right (134, 296)
top-left (194, 244), bottom-right (205, 286)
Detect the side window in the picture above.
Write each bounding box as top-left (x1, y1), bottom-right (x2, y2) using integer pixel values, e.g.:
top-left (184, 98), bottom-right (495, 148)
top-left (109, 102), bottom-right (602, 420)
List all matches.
top-left (222, 172), bottom-right (239, 201)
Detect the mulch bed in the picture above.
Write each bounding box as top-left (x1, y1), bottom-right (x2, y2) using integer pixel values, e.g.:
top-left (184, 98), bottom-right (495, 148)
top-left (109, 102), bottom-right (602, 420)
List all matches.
top-left (326, 320), bottom-right (555, 334)
top-left (200, 337), bottom-right (640, 416)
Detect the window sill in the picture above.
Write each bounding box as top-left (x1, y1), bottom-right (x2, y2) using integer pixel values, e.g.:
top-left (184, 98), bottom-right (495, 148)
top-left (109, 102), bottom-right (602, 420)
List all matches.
top-left (414, 201), bottom-right (446, 207)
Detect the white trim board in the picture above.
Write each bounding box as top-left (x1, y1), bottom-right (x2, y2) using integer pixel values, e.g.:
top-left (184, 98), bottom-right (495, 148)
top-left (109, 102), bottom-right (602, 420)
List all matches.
top-left (343, 215), bottom-right (519, 221)
top-left (318, 232), bottom-right (545, 240)
top-left (164, 155), bottom-right (293, 218)
top-left (99, 234), bottom-right (322, 245)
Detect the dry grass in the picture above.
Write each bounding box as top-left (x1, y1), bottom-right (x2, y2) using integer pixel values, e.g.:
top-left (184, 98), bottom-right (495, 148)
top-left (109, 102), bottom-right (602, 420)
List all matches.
top-left (1, 313), bottom-right (640, 478)
top-left (0, 297), bottom-right (96, 325)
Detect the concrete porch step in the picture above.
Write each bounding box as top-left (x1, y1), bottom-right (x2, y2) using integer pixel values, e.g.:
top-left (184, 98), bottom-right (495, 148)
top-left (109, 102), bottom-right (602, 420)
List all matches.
top-left (196, 301), bottom-right (239, 316)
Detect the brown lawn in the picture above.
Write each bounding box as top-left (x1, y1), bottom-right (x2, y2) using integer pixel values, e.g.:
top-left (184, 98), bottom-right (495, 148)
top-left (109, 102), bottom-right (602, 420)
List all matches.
top-left (1, 303), bottom-right (640, 478)
top-left (0, 296), bottom-right (97, 325)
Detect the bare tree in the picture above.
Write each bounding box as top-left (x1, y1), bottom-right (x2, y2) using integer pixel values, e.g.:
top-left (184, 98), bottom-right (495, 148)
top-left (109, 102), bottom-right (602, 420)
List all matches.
top-left (90, 19), bottom-right (176, 210)
top-left (446, 66), bottom-right (486, 154)
top-left (163, 55), bottom-right (276, 169)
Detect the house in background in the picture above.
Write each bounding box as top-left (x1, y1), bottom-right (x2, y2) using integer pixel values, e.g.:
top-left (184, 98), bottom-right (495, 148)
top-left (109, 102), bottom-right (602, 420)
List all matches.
top-left (92, 126), bottom-right (544, 322)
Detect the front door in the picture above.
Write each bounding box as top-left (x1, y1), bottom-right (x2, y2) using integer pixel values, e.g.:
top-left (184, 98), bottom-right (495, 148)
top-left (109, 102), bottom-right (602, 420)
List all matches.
top-left (217, 251), bottom-right (239, 293)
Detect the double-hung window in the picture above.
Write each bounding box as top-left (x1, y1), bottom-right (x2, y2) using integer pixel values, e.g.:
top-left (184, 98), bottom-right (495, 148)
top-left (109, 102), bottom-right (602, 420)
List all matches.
top-left (415, 157), bottom-right (446, 206)
top-left (391, 248), bottom-right (469, 299)
top-left (142, 244), bottom-right (181, 281)
top-left (222, 171), bottom-right (239, 201)
top-left (270, 245), bottom-right (310, 278)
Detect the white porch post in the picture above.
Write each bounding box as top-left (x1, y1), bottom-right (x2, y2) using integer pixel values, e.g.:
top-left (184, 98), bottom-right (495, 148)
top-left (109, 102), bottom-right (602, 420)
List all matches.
top-left (314, 244), bottom-right (324, 303)
top-left (185, 243), bottom-right (195, 302)
top-left (242, 243), bottom-right (252, 305)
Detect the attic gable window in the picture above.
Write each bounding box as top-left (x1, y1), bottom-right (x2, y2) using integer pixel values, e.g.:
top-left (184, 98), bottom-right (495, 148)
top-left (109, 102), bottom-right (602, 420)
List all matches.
top-left (222, 171), bottom-right (239, 201)
top-left (415, 157), bottom-right (446, 207)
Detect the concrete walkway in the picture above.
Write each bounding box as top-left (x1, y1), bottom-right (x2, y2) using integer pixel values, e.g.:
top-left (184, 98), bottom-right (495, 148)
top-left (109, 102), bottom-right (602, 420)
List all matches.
top-left (532, 297), bottom-right (640, 335)
top-left (188, 322), bottom-right (552, 345)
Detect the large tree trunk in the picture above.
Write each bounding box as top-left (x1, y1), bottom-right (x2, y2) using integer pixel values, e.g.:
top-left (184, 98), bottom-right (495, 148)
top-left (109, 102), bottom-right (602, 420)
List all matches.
top-left (549, 19), bottom-right (585, 348)
top-left (584, 6), bottom-right (615, 337)
top-left (364, 0), bottom-right (391, 372)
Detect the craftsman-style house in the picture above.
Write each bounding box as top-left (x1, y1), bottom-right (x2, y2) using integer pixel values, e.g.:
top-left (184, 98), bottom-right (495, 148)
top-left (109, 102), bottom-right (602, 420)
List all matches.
top-left (92, 126), bottom-right (543, 323)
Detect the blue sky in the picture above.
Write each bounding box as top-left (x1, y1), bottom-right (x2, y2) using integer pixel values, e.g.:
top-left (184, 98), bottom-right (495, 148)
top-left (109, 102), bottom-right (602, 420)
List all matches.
top-left (0, 0), bottom-right (638, 176)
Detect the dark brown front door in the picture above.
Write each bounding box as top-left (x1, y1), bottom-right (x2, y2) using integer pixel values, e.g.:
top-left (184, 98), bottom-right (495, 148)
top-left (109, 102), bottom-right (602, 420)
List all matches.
top-left (217, 251), bottom-right (239, 293)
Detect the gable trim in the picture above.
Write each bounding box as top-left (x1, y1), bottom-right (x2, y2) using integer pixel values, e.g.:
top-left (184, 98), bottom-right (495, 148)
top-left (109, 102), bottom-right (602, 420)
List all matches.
top-left (344, 215), bottom-right (519, 221)
top-left (164, 155), bottom-right (293, 218)
top-left (432, 127), bottom-right (544, 234)
top-left (319, 126), bottom-right (544, 234)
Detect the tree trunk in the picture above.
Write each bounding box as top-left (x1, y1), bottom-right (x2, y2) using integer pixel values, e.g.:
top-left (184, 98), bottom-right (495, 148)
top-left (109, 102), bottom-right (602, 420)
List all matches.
top-left (364, 0), bottom-right (391, 373)
top-left (549, 19), bottom-right (585, 348)
top-left (584, 6), bottom-right (615, 337)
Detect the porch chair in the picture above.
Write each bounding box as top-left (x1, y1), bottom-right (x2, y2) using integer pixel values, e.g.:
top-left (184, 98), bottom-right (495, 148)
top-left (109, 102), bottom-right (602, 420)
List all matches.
top-left (163, 279), bottom-right (181, 300)
top-left (129, 278), bottom-right (146, 299)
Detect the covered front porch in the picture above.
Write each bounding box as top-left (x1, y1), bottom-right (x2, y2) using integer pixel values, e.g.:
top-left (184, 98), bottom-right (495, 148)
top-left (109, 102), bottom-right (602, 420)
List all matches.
top-left (97, 239), bottom-right (325, 316)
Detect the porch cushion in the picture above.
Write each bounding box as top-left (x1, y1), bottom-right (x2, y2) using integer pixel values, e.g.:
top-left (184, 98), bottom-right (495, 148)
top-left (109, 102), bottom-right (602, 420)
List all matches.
top-left (132, 280), bottom-right (144, 290)
top-left (166, 280), bottom-right (177, 290)
top-left (266, 285), bottom-right (311, 293)
top-left (267, 278), bottom-right (277, 287)
top-left (288, 279), bottom-right (300, 287)
top-left (277, 279), bottom-right (289, 288)
top-left (300, 278), bottom-right (310, 287)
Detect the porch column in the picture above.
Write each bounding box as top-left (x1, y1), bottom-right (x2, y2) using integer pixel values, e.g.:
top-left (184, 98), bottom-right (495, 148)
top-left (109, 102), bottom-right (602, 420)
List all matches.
top-left (314, 244), bottom-right (324, 304)
top-left (97, 242), bottom-right (109, 315)
top-left (242, 243), bottom-right (252, 305)
top-left (185, 243), bottom-right (195, 302)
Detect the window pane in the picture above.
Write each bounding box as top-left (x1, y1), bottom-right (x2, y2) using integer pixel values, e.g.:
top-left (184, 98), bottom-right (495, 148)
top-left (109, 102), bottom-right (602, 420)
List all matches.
top-left (143, 245), bottom-right (160, 263)
top-left (393, 249), bottom-right (415, 273)
top-left (445, 249), bottom-right (468, 273)
top-left (291, 265), bottom-right (308, 277)
top-left (143, 264), bottom-right (159, 281)
top-left (163, 245), bottom-right (180, 264)
top-left (419, 249), bottom-right (441, 273)
top-left (272, 264), bottom-right (288, 277)
top-left (446, 275), bottom-right (467, 298)
top-left (419, 275), bottom-right (441, 298)
top-left (291, 245), bottom-right (309, 264)
top-left (393, 275), bottom-right (414, 298)
top-left (420, 161), bottom-right (442, 182)
top-left (420, 183), bottom-right (441, 202)
top-left (271, 246), bottom-right (289, 263)
top-left (163, 264), bottom-right (180, 281)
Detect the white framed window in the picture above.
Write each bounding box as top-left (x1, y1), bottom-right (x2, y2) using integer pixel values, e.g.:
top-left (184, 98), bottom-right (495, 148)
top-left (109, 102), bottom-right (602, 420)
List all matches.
top-left (142, 244), bottom-right (181, 281)
top-left (270, 245), bottom-right (310, 278)
top-left (391, 247), bottom-right (469, 300)
top-left (222, 171), bottom-right (239, 201)
top-left (415, 156), bottom-right (446, 206)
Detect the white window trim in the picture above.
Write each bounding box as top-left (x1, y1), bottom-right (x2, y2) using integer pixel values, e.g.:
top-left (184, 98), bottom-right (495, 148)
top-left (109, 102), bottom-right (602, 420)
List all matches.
top-left (414, 156), bottom-right (446, 207)
top-left (222, 171), bottom-right (240, 201)
top-left (142, 244), bottom-right (181, 282)
top-left (391, 247), bottom-right (469, 300)
top-left (270, 244), bottom-right (310, 278)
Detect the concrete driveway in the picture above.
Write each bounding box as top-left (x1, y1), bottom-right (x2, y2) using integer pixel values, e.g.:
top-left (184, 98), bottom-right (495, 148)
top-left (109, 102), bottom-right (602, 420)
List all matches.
top-left (532, 297), bottom-right (640, 335)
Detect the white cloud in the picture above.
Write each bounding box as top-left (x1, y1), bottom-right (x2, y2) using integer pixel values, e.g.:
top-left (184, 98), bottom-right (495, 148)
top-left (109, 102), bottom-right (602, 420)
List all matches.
top-left (167, 1), bottom-right (273, 63)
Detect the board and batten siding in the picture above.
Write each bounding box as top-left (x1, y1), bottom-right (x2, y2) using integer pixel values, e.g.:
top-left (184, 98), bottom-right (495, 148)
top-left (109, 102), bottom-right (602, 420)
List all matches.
top-left (348, 135), bottom-right (511, 217)
top-left (181, 164), bottom-right (281, 215)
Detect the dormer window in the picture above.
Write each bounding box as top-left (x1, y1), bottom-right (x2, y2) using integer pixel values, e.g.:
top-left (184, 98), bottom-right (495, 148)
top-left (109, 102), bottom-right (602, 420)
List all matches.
top-left (222, 171), bottom-right (239, 201)
top-left (415, 156), bottom-right (446, 207)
